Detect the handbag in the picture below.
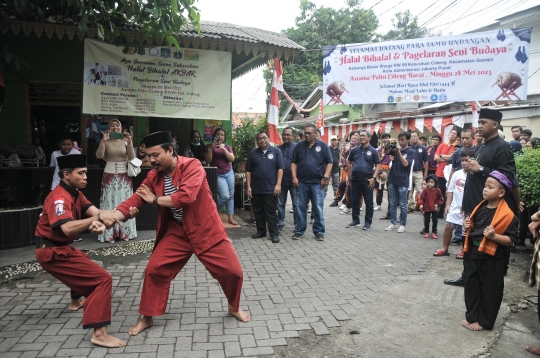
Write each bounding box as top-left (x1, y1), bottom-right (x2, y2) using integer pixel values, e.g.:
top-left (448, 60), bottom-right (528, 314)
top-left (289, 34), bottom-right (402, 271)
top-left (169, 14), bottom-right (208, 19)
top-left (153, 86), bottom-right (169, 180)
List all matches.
top-left (127, 157), bottom-right (142, 177)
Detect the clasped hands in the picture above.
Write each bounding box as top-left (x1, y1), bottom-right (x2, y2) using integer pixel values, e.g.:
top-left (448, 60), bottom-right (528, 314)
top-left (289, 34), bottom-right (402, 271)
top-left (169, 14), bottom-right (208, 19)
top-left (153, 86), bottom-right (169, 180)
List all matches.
top-left (89, 207), bottom-right (140, 234)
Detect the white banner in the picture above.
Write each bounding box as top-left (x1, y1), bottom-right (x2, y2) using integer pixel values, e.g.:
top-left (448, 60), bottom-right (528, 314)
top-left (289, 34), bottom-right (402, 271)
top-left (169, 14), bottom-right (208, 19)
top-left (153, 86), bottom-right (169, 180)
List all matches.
top-left (83, 39), bottom-right (232, 120)
top-left (323, 28), bottom-right (531, 104)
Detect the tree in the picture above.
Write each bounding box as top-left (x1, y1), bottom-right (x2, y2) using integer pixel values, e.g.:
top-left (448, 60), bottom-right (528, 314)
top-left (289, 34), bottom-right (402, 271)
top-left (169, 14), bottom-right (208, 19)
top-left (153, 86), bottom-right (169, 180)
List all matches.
top-left (278, 0), bottom-right (379, 102)
top-left (2, 0), bottom-right (201, 51)
top-left (380, 10), bottom-right (429, 41)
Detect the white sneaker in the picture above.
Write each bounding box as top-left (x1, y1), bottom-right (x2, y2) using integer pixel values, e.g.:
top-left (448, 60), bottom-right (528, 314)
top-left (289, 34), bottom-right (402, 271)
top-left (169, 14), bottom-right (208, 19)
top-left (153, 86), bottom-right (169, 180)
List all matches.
top-left (340, 209), bottom-right (351, 214)
top-left (339, 204), bottom-right (347, 210)
top-left (385, 224), bottom-right (397, 231)
top-left (397, 225), bottom-right (406, 233)
top-left (374, 206), bottom-right (381, 211)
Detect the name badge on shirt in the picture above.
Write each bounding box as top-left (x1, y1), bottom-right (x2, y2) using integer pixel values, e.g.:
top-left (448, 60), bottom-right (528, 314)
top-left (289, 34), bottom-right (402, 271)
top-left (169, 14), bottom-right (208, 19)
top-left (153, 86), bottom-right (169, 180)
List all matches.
top-left (268, 153), bottom-right (274, 159)
top-left (419, 149), bottom-right (423, 153)
top-left (403, 154), bottom-right (407, 159)
top-left (366, 151), bottom-right (372, 156)
top-left (315, 146), bottom-right (321, 152)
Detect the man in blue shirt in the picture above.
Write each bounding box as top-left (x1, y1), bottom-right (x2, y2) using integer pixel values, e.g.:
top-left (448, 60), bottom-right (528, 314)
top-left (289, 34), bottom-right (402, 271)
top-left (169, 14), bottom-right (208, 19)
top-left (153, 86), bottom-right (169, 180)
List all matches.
top-left (385, 131), bottom-right (415, 233)
top-left (346, 130), bottom-right (381, 230)
top-left (246, 131), bottom-right (285, 243)
top-left (277, 127), bottom-right (297, 233)
top-left (407, 131), bottom-right (428, 213)
top-left (291, 124), bottom-right (333, 241)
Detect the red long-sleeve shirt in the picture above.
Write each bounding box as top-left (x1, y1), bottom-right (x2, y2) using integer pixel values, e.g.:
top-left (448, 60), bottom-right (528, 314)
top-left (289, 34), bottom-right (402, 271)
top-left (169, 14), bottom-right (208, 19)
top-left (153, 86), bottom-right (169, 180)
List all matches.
top-left (116, 156), bottom-right (228, 255)
top-left (418, 188), bottom-right (444, 212)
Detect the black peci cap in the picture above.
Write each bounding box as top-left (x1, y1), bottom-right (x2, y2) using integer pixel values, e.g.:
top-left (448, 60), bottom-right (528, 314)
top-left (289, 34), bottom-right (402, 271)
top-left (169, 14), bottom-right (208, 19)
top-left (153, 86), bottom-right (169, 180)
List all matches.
top-left (144, 131), bottom-right (173, 148)
top-left (479, 108), bottom-right (503, 123)
top-left (57, 154), bottom-right (87, 170)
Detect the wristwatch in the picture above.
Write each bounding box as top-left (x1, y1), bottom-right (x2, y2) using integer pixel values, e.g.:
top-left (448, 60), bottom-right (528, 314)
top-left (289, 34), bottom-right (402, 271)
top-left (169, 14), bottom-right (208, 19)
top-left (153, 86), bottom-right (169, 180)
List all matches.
top-left (323, 176), bottom-right (329, 182)
top-left (97, 213), bottom-right (104, 224)
top-left (478, 166), bottom-right (484, 173)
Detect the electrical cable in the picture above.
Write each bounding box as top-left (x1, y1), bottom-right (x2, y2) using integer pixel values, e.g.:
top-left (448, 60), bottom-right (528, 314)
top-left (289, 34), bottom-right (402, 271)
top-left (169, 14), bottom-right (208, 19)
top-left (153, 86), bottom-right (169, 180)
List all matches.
top-left (427, 0), bottom-right (506, 29)
top-left (440, 0), bottom-right (480, 34)
top-left (420, 0), bottom-right (458, 28)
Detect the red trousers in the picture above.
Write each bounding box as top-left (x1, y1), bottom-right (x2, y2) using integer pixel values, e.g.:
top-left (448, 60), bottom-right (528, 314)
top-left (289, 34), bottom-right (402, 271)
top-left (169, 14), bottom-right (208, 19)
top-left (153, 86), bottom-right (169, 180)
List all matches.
top-left (139, 220), bottom-right (244, 317)
top-left (36, 245), bottom-right (112, 329)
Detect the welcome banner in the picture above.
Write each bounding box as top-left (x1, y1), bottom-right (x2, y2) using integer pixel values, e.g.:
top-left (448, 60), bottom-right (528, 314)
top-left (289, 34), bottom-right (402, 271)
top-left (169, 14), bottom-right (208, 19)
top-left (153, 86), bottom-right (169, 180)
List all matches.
top-left (83, 39), bottom-right (232, 120)
top-left (322, 28), bottom-right (531, 105)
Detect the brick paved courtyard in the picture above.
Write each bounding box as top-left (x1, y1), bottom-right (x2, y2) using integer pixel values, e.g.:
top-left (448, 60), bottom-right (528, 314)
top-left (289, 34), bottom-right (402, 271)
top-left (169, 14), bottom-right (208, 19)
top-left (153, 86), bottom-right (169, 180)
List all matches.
top-left (0, 197), bottom-right (449, 357)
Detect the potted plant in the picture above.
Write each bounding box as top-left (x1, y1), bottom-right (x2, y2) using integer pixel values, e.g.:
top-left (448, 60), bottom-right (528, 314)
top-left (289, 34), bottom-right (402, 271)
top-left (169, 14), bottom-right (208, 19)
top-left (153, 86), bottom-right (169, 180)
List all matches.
top-left (231, 117), bottom-right (267, 173)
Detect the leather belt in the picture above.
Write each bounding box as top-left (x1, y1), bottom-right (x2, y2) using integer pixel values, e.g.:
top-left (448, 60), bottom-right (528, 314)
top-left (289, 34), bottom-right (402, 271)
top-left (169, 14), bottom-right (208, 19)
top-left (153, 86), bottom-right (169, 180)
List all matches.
top-left (36, 237), bottom-right (67, 249)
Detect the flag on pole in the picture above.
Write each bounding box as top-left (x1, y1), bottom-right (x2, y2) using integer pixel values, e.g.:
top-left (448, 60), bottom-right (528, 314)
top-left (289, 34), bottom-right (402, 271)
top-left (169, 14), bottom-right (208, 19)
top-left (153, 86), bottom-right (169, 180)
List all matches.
top-left (471, 101), bottom-right (479, 130)
top-left (267, 57), bottom-right (283, 145)
top-left (316, 99), bottom-right (325, 140)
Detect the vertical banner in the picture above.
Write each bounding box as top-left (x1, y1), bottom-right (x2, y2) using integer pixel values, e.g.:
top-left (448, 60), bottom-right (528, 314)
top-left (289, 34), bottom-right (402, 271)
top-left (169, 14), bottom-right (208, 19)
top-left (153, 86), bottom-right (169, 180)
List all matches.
top-left (323, 28), bottom-right (531, 104)
top-left (83, 39), bottom-right (232, 119)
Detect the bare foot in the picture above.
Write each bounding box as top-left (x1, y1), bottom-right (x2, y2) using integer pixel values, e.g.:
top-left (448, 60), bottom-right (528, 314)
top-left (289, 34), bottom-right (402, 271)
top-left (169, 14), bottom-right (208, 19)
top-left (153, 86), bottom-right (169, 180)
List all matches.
top-left (461, 319), bottom-right (472, 328)
top-left (228, 305), bottom-right (251, 322)
top-left (526, 346), bottom-right (540, 355)
top-left (228, 215), bottom-right (239, 226)
top-left (466, 322), bottom-right (484, 331)
top-left (128, 316), bottom-right (153, 336)
top-left (91, 327), bottom-right (126, 348)
top-left (68, 298), bottom-right (84, 311)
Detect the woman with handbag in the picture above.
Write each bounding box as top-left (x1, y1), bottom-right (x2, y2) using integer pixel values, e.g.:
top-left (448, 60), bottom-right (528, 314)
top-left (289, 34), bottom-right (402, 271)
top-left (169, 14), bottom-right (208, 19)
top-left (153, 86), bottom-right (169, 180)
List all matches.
top-left (96, 118), bottom-right (137, 243)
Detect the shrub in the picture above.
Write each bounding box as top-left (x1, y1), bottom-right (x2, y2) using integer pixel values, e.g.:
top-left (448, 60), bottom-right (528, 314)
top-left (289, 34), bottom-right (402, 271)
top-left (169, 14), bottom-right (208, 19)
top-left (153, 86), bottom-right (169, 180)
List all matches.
top-left (515, 148), bottom-right (540, 208)
top-left (231, 117), bottom-right (267, 173)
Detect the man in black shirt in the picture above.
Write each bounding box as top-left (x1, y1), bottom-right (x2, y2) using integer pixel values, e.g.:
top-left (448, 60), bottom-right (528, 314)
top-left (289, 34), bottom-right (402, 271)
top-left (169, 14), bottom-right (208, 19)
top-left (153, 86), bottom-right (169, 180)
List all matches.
top-left (445, 108), bottom-right (521, 286)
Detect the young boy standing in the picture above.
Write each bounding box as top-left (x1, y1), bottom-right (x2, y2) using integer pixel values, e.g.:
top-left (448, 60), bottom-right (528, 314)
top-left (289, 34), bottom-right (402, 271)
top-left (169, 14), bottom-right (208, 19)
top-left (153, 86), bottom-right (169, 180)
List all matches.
top-left (418, 174), bottom-right (444, 239)
top-left (50, 134), bottom-right (81, 190)
top-left (434, 149), bottom-right (474, 257)
top-left (462, 171), bottom-right (518, 331)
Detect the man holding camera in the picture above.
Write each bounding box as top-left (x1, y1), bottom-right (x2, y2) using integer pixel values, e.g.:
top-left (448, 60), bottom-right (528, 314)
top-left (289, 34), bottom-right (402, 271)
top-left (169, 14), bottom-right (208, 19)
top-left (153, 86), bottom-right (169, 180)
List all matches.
top-left (385, 132), bottom-right (415, 233)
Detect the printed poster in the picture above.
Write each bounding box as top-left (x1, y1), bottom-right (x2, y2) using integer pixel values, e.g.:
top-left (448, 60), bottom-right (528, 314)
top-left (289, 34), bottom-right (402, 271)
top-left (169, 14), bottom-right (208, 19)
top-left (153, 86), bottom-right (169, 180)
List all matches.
top-left (83, 39), bottom-right (232, 120)
top-left (323, 28), bottom-right (531, 104)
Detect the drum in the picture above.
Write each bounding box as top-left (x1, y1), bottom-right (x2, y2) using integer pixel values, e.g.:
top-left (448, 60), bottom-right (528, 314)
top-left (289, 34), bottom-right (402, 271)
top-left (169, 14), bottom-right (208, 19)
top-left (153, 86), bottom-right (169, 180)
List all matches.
top-left (496, 72), bottom-right (522, 89)
top-left (326, 81), bottom-right (345, 96)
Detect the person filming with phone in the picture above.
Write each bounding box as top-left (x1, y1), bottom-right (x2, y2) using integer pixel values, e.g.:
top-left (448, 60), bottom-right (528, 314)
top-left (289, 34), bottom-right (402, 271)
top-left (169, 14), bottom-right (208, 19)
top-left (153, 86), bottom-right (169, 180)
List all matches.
top-left (96, 118), bottom-right (137, 243)
top-left (205, 127), bottom-right (239, 226)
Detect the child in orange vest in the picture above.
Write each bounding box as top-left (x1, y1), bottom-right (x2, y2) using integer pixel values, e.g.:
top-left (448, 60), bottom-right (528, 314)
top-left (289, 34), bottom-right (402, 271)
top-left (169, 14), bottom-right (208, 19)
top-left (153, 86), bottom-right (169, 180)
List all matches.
top-left (462, 170), bottom-right (518, 331)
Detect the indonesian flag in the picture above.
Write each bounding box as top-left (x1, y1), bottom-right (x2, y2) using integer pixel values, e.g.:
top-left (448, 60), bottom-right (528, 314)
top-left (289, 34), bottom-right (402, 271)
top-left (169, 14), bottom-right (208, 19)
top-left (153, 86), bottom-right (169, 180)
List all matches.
top-left (471, 101), bottom-right (479, 129)
top-left (268, 57), bottom-right (282, 145)
top-left (316, 99), bottom-right (325, 141)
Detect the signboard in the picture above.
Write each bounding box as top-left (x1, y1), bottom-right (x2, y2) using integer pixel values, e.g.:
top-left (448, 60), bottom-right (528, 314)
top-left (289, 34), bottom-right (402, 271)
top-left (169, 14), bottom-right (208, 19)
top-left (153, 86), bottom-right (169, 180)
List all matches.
top-left (83, 39), bottom-right (232, 120)
top-left (322, 28), bottom-right (531, 104)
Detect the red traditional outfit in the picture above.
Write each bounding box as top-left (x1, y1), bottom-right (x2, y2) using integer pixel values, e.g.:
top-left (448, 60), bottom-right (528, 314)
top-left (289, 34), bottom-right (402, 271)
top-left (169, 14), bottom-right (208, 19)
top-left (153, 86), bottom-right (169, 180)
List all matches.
top-left (35, 180), bottom-right (113, 329)
top-left (116, 155), bottom-right (244, 316)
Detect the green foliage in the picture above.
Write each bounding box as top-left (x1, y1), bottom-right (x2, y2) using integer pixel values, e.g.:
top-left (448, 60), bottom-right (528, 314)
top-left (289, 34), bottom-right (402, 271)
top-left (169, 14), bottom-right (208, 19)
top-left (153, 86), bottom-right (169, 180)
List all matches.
top-left (515, 148), bottom-right (540, 208)
top-left (281, 1), bottom-right (379, 100)
top-left (231, 117), bottom-right (267, 173)
top-left (3, 0), bottom-right (200, 51)
top-left (380, 10), bottom-right (429, 41)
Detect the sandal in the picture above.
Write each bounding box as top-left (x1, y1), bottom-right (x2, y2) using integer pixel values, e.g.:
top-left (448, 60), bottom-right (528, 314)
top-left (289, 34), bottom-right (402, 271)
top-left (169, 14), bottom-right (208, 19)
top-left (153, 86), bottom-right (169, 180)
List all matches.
top-left (456, 250), bottom-right (464, 259)
top-left (433, 249), bottom-right (450, 257)
top-left (248, 218), bottom-right (256, 223)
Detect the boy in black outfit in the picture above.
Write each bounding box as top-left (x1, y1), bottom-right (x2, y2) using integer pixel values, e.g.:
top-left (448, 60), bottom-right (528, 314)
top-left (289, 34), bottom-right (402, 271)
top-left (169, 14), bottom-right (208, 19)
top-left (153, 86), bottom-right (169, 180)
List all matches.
top-left (462, 170), bottom-right (518, 331)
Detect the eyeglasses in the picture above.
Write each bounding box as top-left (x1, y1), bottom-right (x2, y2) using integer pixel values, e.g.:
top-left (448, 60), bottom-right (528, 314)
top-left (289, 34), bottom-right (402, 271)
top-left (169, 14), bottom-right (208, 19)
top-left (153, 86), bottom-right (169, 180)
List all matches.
top-left (304, 131), bottom-right (315, 136)
top-left (331, 139), bottom-right (337, 141)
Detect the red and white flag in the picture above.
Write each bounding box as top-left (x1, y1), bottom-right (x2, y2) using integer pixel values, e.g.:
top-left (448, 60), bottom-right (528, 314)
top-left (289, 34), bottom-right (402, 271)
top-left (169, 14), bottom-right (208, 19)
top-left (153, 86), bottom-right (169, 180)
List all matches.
top-left (316, 99), bottom-right (325, 141)
top-left (267, 57), bottom-right (283, 145)
top-left (471, 101), bottom-right (479, 129)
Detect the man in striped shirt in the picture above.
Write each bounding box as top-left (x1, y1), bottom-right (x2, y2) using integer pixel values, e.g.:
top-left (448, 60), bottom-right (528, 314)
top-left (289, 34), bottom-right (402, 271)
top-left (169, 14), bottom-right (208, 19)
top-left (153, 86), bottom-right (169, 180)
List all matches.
top-left (113, 131), bottom-right (250, 336)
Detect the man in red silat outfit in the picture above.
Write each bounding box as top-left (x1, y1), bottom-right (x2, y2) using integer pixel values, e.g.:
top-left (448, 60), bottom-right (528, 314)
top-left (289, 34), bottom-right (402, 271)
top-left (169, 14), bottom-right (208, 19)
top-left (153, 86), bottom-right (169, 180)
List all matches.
top-left (35, 154), bottom-right (131, 348)
top-left (112, 131), bottom-right (251, 336)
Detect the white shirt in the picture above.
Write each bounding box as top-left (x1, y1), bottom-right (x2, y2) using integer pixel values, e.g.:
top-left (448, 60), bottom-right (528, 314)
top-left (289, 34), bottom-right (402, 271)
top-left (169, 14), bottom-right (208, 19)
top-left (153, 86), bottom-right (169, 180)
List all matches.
top-left (50, 148), bottom-right (81, 190)
top-left (446, 169), bottom-right (467, 225)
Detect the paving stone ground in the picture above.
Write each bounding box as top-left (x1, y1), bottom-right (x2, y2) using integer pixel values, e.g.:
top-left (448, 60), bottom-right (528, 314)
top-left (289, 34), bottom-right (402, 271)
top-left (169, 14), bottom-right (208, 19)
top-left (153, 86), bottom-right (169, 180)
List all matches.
top-left (0, 195), bottom-right (469, 357)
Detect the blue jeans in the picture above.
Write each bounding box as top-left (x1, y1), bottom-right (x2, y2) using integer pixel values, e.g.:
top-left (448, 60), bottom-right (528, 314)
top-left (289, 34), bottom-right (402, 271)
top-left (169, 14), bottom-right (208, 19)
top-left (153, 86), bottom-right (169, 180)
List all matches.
top-left (296, 182), bottom-right (325, 235)
top-left (388, 183), bottom-right (408, 226)
top-left (351, 179), bottom-right (374, 224)
top-left (217, 169), bottom-right (235, 215)
top-left (454, 224), bottom-right (463, 239)
top-left (278, 185), bottom-right (297, 229)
